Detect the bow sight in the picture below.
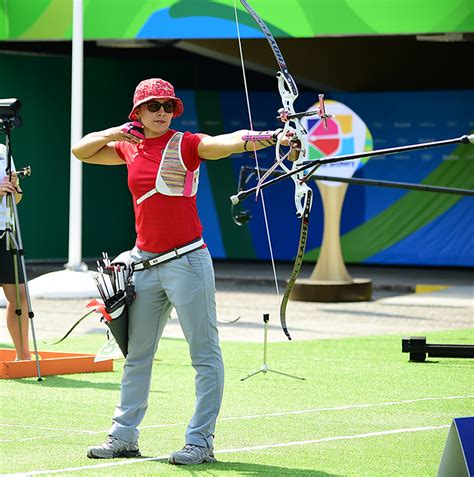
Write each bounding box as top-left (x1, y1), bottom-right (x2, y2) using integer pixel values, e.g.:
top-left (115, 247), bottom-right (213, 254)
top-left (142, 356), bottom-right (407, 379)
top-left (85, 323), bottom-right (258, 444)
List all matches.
top-left (0, 98), bottom-right (23, 129)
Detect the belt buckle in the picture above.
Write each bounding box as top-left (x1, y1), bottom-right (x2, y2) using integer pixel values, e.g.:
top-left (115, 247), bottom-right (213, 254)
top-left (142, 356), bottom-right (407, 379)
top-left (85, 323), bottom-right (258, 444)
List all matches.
top-left (142, 260), bottom-right (151, 270)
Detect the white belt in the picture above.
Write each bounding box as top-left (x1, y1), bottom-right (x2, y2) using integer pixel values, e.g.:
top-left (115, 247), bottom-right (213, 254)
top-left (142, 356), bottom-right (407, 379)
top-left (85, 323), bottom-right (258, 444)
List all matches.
top-left (133, 238), bottom-right (204, 271)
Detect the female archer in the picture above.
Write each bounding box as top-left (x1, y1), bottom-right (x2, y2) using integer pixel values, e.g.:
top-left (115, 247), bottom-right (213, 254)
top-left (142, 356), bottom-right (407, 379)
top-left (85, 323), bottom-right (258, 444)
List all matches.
top-left (72, 78), bottom-right (289, 465)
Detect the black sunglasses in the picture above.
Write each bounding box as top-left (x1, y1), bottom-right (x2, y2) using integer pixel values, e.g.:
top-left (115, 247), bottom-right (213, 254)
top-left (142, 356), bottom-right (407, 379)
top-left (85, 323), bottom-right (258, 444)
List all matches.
top-left (145, 100), bottom-right (176, 114)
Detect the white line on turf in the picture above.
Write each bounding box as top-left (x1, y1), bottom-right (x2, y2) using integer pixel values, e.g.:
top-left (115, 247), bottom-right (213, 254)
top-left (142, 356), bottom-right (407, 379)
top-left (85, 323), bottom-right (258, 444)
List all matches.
top-left (0, 424), bottom-right (96, 433)
top-left (1, 394), bottom-right (472, 443)
top-left (0, 424), bottom-right (450, 476)
top-left (215, 394), bottom-right (474, 422)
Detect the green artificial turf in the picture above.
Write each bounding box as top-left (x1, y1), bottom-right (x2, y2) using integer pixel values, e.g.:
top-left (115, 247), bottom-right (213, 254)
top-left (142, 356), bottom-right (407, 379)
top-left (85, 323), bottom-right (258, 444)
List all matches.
top-left (0, 329), bottom-right (473, 476)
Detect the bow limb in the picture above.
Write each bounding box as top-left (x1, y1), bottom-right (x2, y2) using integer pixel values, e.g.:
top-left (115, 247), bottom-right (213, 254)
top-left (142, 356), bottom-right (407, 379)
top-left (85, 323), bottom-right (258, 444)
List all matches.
top-left (280, 188), bottom-right (313, 340)
top-left (240, 0), bottom-right (298, 96)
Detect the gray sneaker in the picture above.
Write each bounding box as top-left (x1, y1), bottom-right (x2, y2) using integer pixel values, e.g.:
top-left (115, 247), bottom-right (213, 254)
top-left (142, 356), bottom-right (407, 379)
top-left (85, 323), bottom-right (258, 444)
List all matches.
top-left (87, 435), bottom-right (141, 459)
top-left (168, 444), bottom-right (216, 465)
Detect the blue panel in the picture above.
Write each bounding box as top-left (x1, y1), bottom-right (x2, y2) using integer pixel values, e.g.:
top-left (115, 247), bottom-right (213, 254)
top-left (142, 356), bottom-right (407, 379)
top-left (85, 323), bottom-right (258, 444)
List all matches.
top-left (197, 163), bottom-right (226, 258)
top-left (455, 417), bottom-right (474, 476)
top-left (298, 89), bottom-right (474, 266)
top-left (365, 197), bottom-right (474, 266)
top-left (328, 90), bottom-right (474, 222)
top-left (340, 183), bottom-right (366, 236)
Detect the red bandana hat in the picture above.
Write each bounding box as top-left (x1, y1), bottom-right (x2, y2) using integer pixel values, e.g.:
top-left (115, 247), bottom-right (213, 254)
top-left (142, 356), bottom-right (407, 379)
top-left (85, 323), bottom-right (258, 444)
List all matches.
top-left (128, 78), bottom-right (184, 120)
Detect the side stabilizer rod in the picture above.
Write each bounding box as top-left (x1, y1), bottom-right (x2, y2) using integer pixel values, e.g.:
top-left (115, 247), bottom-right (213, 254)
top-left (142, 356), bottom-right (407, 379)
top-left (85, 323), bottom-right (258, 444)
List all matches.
top-left (230, 134), bottom-right (474, 204)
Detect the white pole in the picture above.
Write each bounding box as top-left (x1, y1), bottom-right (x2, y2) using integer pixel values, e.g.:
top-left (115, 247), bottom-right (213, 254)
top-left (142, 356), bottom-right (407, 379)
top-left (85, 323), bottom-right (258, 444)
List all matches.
top-left (67, 0), bottom-right (85, 271)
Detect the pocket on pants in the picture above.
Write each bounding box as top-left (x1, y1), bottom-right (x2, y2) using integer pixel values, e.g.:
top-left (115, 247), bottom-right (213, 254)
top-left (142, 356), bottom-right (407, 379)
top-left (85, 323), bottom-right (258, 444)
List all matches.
top-left (184, 249), bottom-right (215, 285)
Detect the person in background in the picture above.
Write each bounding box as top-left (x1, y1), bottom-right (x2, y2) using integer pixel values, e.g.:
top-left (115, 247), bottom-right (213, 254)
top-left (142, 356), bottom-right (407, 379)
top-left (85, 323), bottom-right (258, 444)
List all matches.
top-left (72, 78), bottom-right (288, 465)
top-left (0, 143), bottom-right (30, 361)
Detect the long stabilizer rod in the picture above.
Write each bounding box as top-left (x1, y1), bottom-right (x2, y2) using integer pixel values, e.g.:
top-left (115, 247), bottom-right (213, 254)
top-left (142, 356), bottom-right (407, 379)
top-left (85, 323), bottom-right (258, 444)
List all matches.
top-left (230, 134), bottom-right (474, 204)
top-left (235, 165), bottom-right (474, 197)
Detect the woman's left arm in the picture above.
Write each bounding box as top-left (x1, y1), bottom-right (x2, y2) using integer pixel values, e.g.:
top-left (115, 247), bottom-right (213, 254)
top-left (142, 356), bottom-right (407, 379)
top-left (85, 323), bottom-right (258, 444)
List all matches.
top-left (198, 129), bottom-right (280, 160)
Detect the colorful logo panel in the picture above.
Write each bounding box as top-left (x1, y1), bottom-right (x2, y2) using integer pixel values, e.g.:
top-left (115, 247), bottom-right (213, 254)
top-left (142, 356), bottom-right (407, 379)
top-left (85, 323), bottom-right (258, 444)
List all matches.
top-left (303, 100), bottom-right (373, 186)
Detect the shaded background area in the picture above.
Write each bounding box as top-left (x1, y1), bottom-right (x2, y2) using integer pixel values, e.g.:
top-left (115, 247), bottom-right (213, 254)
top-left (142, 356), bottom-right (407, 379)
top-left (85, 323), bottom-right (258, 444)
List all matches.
top-left (1, 34), bottom-right (473, 92)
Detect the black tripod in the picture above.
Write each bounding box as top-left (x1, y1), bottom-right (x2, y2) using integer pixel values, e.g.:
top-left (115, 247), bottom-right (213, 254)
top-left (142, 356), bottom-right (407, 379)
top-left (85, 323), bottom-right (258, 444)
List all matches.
top-left (1, 99), bottom-right (42, 380)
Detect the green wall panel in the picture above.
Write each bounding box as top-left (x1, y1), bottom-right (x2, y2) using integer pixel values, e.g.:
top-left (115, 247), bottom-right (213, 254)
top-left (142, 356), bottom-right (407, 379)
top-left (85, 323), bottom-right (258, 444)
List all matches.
top-left (1, 0), bottom-right (473, 40)
top-left (1, 53), bottom-right (71, 260)
top-left (0, 51), bottom-right (192, 261)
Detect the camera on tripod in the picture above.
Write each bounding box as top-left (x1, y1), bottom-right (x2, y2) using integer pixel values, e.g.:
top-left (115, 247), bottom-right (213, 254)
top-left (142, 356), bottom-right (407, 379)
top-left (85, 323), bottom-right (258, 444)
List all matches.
top-left (0, 98), bottom-right (22, 128)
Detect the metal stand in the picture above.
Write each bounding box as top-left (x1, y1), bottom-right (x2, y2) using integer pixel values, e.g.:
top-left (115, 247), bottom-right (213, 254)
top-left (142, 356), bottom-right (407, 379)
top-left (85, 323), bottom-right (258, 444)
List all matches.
top-left (241, 313), bottom-right (305, 381)
top-left (1, 114), bottom-right (42, 380)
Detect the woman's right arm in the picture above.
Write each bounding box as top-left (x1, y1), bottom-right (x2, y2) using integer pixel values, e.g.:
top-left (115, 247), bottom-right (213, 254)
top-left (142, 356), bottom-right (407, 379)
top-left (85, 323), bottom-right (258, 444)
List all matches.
top-left (72, 126), bottom-right (140, 165)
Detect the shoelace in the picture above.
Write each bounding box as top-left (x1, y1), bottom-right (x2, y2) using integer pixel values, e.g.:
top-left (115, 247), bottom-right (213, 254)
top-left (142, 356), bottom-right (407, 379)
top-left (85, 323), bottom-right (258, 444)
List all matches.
top-left (183, 445), bottom-right (196, 453)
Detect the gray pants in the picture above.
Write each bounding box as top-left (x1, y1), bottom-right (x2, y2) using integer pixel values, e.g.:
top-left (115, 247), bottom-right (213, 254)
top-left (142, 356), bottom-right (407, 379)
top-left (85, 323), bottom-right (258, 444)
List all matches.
top-left (110, 246), bottom-right (224, 449)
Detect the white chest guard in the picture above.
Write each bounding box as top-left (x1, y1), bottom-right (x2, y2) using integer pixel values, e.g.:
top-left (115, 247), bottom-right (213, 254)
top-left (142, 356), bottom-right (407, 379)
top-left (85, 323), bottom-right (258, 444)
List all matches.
top-left (136, 132), bottom-right (200, 205)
